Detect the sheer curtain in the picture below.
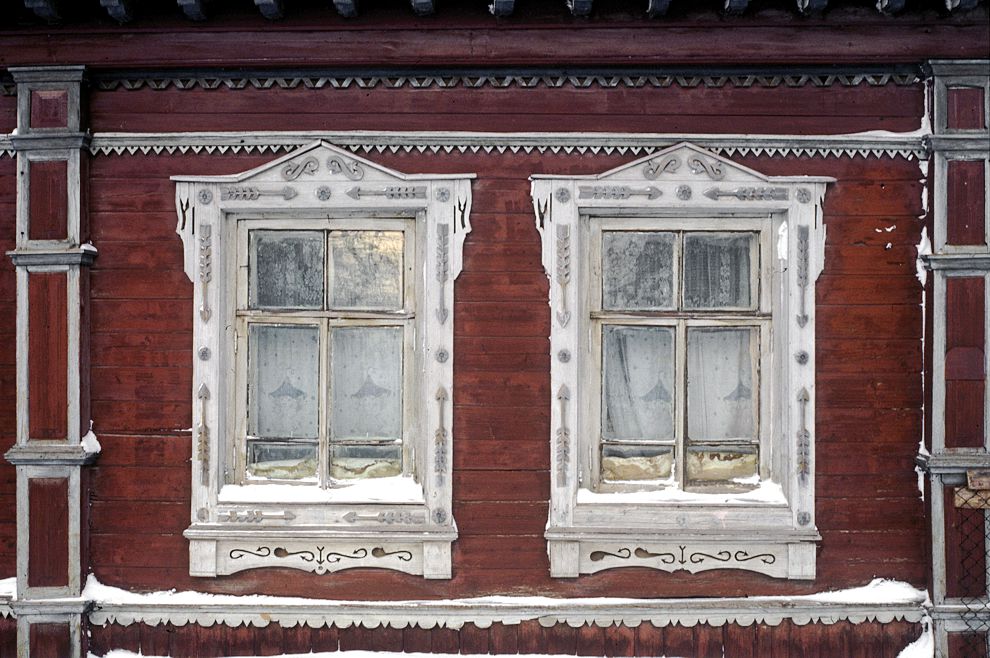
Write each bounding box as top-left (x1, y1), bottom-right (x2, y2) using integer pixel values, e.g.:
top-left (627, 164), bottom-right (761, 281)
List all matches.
top-left (602, 325), bottom-right (674, 441)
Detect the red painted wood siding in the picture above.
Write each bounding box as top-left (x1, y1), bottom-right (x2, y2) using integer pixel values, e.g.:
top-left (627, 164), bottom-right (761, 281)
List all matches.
top-left (28, 272), bottom-right (68, 441)
top-left (28, 477), bottom-right (69, 588)
top-left (0, 156), bottom-right (15, 575)
top-left (28, 160), bottom-right (68, 242)
top-left (86, 619), bottom-right (923, 657)
top-left (30, 89), bottom-right (69, 130)
top-left (947, 85), bottom-right (987, 131)
top-left (945, 276), bottom-right (986, 449)
top-left (29, 622), bottom-right (71, 658)
top-left (946, 159), bottom-right (987, 247)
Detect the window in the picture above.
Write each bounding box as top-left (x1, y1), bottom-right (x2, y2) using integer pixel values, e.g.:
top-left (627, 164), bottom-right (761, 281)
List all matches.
top-left (173, 142), bottom-right (473, 579)
top-left (532, 143), bottom-right (830, 579)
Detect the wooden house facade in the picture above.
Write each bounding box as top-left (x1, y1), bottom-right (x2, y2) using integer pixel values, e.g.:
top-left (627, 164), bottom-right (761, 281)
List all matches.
top-left (0, 2), bottom-right (988, 656)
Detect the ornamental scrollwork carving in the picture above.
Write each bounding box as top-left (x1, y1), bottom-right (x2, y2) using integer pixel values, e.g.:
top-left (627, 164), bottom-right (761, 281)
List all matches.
top-left (220, 186), bottom-right (298, 201)
top-left (346, 186), bottom-right (426, 200)
top-left (227, 545), bottom-right (414, 574)
top-left (435, 224), bottom-right (450, 324)
top-left (198, 224), bottom-right (212, 323)
top-left (281, 156), bottom-right (319, 181)
top-left (643, 155), bottom-right (680, 179)
top-left (555, 224), bottom-right (572, 327)
top-left (703, 186), bottom-right (789, 201)
top-left (688, 156), bottom-right (726, 180)
top-left (327, 155), bottom-right (365, 180)
top-left (587, 545), bottom-right (778, 570)
top-left (578, 185), bottom-right (661, 200)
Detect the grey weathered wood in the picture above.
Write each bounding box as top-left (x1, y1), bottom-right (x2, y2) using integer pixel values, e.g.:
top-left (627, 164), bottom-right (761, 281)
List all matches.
top-left (410, 0), bottom-right (435, 15)
top-left (646, 0), bottom-right (672, 17)
top-left (569, 0), bottom-right (593, 16)
top-left (100, 0), bottom-right (133, 22)
top-left (945, 0), bottom-right (980, 10)
top-left (723, 0), bottom-right (749, 15)
top-left (491, 0), bottom-right (515, 17)
top-left (875, 0), bottom-right (905, 14)
top-left (23, 0), bottom-right (59, 20)
top-left (332, 0), bottom-right (359, 17)
top-left (177, 0), bottom-right (207, 20)
top-left (254, 0), bottom-right (283, 19)
top-left (796, 0), bottom-right (828, 13)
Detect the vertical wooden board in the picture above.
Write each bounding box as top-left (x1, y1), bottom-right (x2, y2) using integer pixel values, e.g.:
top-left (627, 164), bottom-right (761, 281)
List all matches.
top-left (139, 622), bottom-right (172, 656)
top-left (253, 623), bottom-right (284, 655)
top-left (947, 86), bottom-right (987, 131)
top-left (403, 625), bottom-right (433, 653)
top-left (108, 622), bottom-right (141, 652)
top-left (694, 623), bottom-right (724, 658)
top-left (187, 624), bottom-right (226, 658)
top-left (723, 623), bottom-right (756, 657)
top-left (948, 632), bottom-right (989, 658)
top-left (945, 276), bottom-right (987, 448)
top-left (754, 623), bottom-right (774, 657)
top-left (821, 621), bottom-right (853, 657)
top-left (309, 625), bottom-right (338, 652)
top-left (28, 272), bottom-right (68, 440)
top-left (851, 622), bottom-right (884, 658)
top-left (337, 624), bottom-right (372, 652)
top-left (366, 624), bottom-right (403, 652)
top-left (574, 623), bottom-right (605, 656)
top-left (28, 160), bottom-right (68, 241)
top-left (544, 623), bottom-right (577, 655)
top-left (881, 621), bottom-right (922, 658)
top-left (86, 622), bottom-right (111, 657)
top-left (516, 620), bottom-right (546, 654)
top-left (29, 622), bottom-right (71, 658)
top-left (279, 624), bottom-right (311, 654)
top-left (27, 477), bottom-right (68, 587)
top-left (224, 624), bottom-right (255, 656)
top-left (770, 620), bottom-right (792, 656)
top-left (458, 623), bottom-right (490, 654)
top-left (430, 626), bottom-right (460, 653)
top-left (30, 90), bottom-right (69, 129)
top-left (664, 623), bottom-right (695, 657)
top-left (489, 623), bottom-right (518, 654)
top-left (603, 623), bottom-right (635, 657)
top-left (945, 485), bottom-right (987, 598)
top-left (635, 623), bottom-right (663, 657)
top-left (794, 623), bottom-right (823, 658)
top-left (946, 159), bottom-right (988, 246)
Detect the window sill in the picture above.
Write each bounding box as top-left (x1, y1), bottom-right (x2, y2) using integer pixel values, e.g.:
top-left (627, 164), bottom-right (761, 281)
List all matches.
top-left (548, 488), bottom-right (819, 580)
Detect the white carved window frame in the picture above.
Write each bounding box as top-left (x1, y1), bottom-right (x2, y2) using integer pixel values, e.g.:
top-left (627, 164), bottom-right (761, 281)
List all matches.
top-left (172, 141), bottom-right (473, 579)
top-left (531, 143), bottom-right (831, 579)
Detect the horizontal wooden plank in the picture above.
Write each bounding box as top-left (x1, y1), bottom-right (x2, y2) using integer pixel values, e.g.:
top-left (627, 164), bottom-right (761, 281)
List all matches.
top-left (817, 305), bottom-right (922, 339)
top-left (817, 275), bottom-right (920, 305)
top-left (90, 400), bottom-right (192, 433)
top-left (455, 371), bottom-right (548, 407)
top-left (816, 373), bottom-right (922, 409)
top-left (453, 440), bottom-right (549, 470)
top-left (90, 434), bottom-right (191, 466)
top-left (88, 84), bottom-right (923, 121)
top-left (90, 466), bottom-right (191, 500)
top-left (453, 469), bottom-right (549, 500)
top-left (817, 339), bottom-right (921, 373)
top-left (91, 366), bottom-right (192, 402)
top-left (454, 301), bottom-right (549, 336)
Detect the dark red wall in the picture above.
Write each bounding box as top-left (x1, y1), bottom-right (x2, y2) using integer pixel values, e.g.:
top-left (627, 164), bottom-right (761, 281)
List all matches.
top-left (72, 77), bottom-right (930, 600)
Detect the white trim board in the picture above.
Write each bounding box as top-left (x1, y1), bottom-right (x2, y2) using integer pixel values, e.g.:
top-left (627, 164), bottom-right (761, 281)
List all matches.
top-left (82, 577), bottom-right (928, 630)
top-left (0, 131), bottom-right (927, 160)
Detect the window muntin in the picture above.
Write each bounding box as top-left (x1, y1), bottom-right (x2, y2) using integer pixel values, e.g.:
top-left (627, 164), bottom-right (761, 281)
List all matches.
top-left (591, 219), bottom-right (770, 494)
top-left (235, 218), bottom-right (416, 487)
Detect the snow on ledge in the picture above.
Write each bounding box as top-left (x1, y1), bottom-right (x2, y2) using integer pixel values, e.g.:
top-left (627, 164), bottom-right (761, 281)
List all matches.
top-left (217, 475), bottom-right (423, 504)
top-left (84, 576), bottom-right (929, 630)
top-left (0, 576), bottom-right (14, 619)
top-left (91, 652), bottom-right (648, 658)
top-left (576, 479), bottom-right (787, 505)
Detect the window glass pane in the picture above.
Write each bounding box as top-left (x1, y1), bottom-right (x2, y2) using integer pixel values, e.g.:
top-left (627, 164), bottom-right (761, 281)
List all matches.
top-left (246, 441), bottom-right (318, 480)
top-left (602, 444), bottom-right (673, 482)
top-left (331, 326), bottom-right (403, 441)
top-left (330, 230), bottom-right (404, 310)
top-left (249, 230), bottom-right (325, 310)
top-left (248, 325), bottom-right (320, 439)
top-left (683, 232), bottom-right (754, 309)
top-left (602, 325), bottom-right (675, 441)
top-left (686, 446), bottom-right (758, 486)
top-left (331, 443), bottom-right (402, 480)
top-left (602, 231), bottom-right (676, 310)
top-left (687, 327), bottom-right (757, 441)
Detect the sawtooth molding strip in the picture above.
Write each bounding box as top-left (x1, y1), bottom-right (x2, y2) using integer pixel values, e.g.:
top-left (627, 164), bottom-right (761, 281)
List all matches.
top-left (0, 131), bottom-right (928, 160)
